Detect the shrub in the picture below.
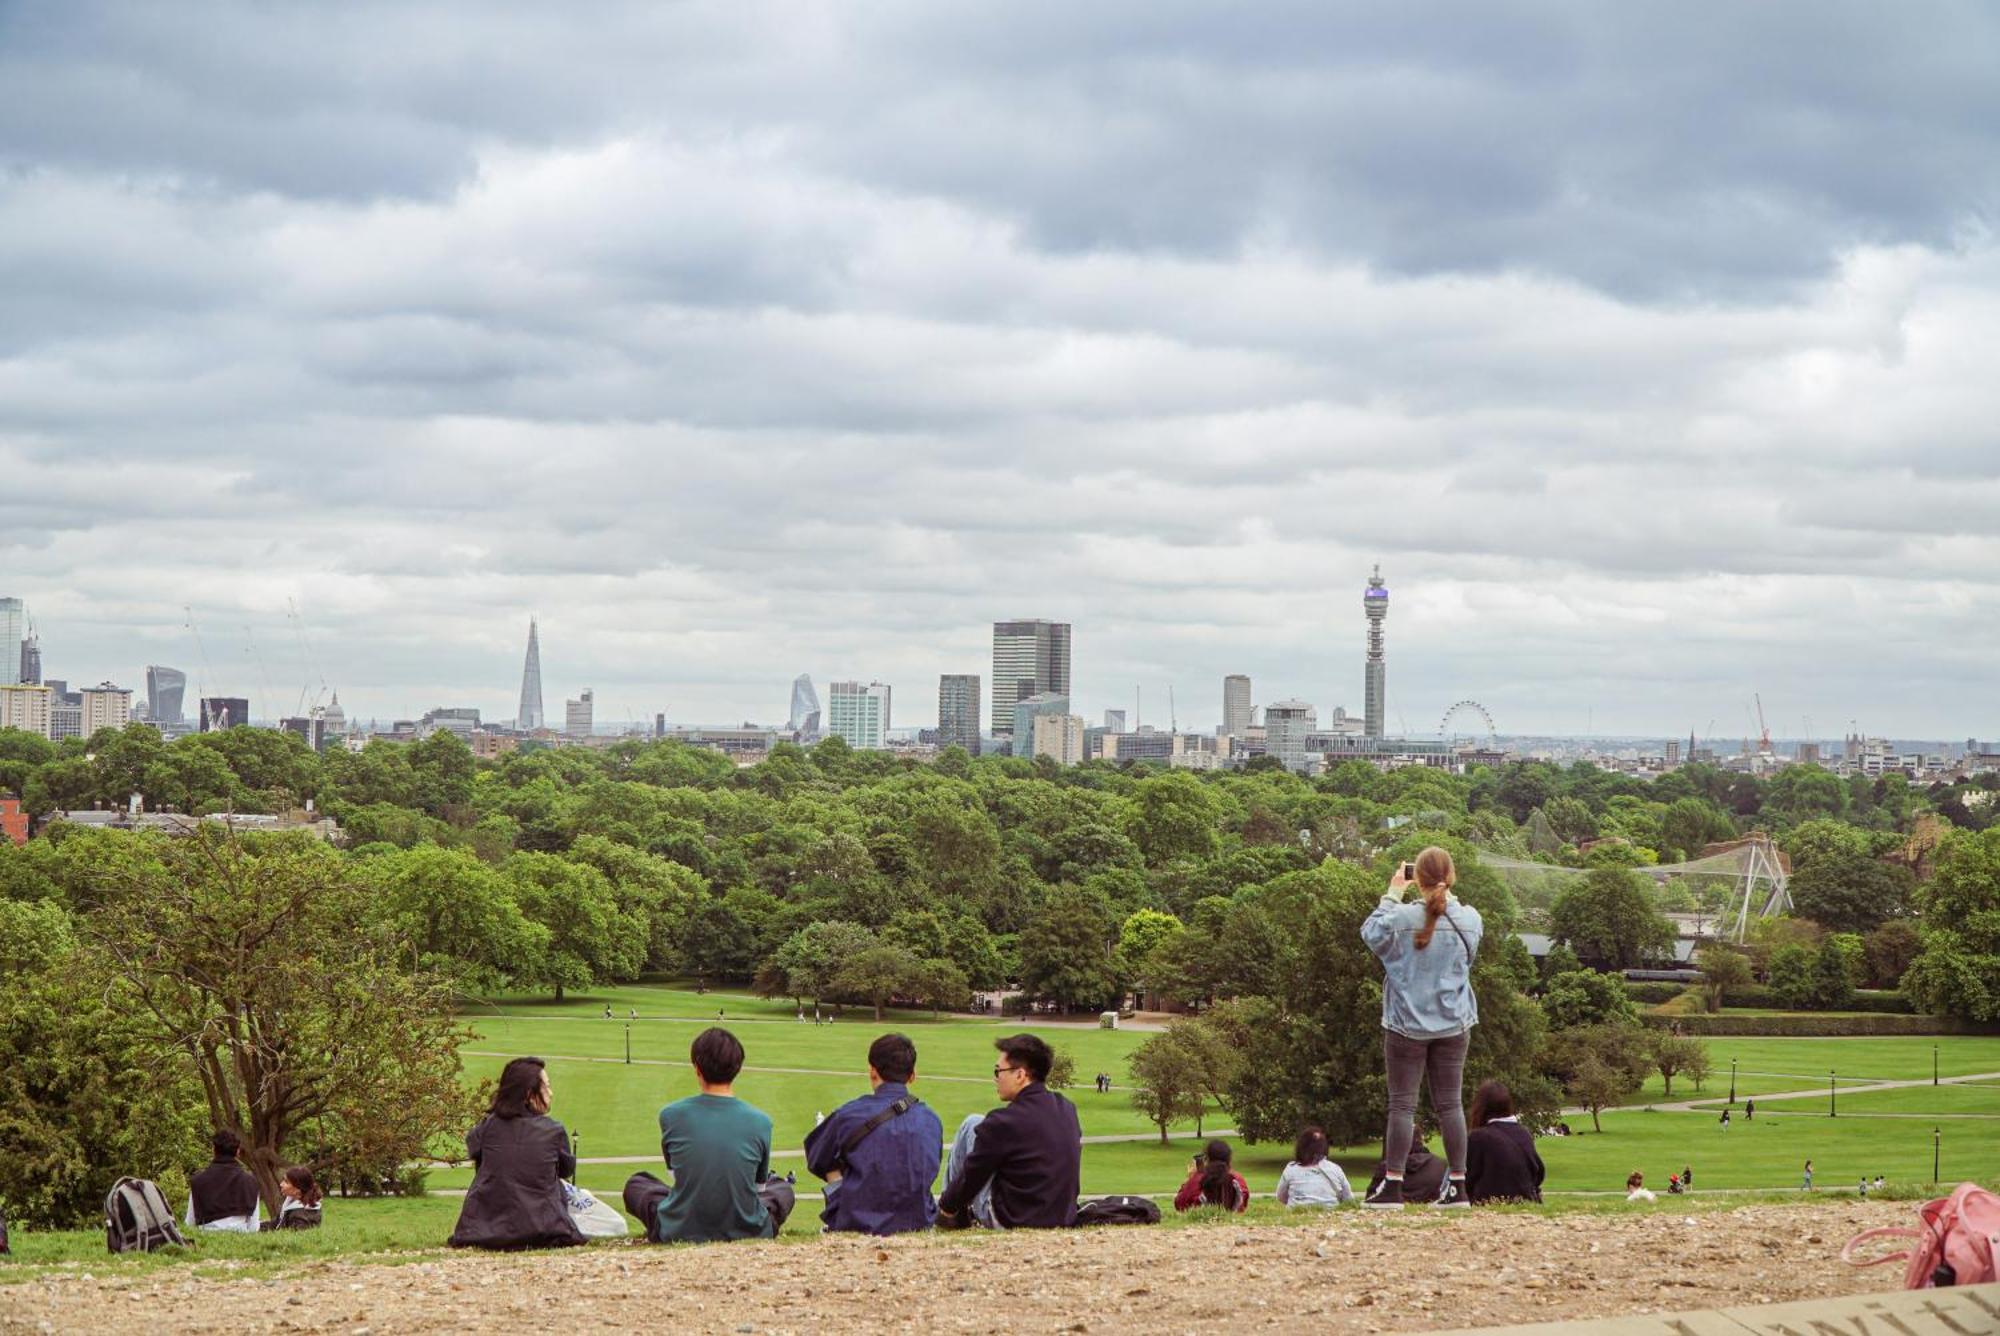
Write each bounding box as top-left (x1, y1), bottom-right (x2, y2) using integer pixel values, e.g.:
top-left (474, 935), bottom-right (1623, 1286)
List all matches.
top-left (1623, 981), bottom-right (1685, 1004)
top-left (1652, 991), bottom-right (1707, 1017)
top-left (1640, 1013), bottom-right (2000, 1037)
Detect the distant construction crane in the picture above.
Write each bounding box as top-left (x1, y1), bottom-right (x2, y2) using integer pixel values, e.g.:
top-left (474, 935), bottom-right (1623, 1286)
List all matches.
top-left (1167, 685), bottom-right (1177, 733)
top-left (1754, 693), bottom-right (1774, 756)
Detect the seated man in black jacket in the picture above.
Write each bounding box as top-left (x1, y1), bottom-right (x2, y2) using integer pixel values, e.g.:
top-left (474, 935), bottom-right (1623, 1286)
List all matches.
top-left (937, 1034), bottom-right (1081, 1229)
top-left (186, 1129), bottom-right (265, 1232)
top-left (1463, 1080), bottom-right (1545, 1204)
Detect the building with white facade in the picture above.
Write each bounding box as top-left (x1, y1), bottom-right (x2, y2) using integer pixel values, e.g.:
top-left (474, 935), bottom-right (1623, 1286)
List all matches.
top-left (565, 689), bottom-right (594, 738)
top-left (1264, 699), bottom-right (1318, 774)
top-left (1030, 712), bottom-right (1086, 765)
top-left (1223, 674), bottom-right (1253, 737)
top-left (0, 683), bottom-right (53, 738)
top-left (827, 680), bottom-right (892, 749)
top-left (81, 682), bottom-right (133, 734)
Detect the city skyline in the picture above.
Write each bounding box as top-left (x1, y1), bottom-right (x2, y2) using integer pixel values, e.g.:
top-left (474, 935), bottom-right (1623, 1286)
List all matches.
top-left (5, 9), bottom-right (1999, 736)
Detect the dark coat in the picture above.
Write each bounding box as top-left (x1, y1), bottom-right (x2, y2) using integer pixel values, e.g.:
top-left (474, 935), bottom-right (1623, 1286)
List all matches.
top-left (448, 1114), bottom-right (585, 1250)
top-left (189, 1157), bottom-right (261, 1225)
top-left (1366, 1146), bottom-right (1447, 1204)
top-left (937, 1083), bottom-right (1081, 1229)
top-left (1465, 1121), bottom-right (1545, 1204)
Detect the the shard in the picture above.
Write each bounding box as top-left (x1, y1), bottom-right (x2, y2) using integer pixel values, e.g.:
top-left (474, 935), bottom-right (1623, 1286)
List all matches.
top-left (788, 673), bottom-right (821, 738)
top-left (517, 619), bottom-right (544, 731)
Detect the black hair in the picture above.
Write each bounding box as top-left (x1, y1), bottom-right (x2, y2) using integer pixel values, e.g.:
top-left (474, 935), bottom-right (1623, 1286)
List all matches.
top-left (691, 1027), bottom-right (745, 1084)
top-left (1199, 1139), bottom-right (1239, 1208)
top-left (1468, 1079), bottom-right (1515, 1129)
top-left (868, 1033), bottom-right (917, 1084)
top-left (283, 1165), bottom-right (323, 1207)
top-left (211, 1128), bottom-right (241, 1159)
top-left (994, 1033), bottom-right (1052, 1083)
top-left (489, 1057), bottom-right (548, 1119)
top-left (1292, 1126), bottom-right (1329, 1168)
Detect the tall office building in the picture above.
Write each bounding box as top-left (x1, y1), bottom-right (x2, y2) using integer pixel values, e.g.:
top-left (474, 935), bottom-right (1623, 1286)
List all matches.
top-left (827, 680), bottom-right (892, 750)
top-left (201, 696), bottom-right (251, 731)
top-left (565, 689), bottom-right (594, 738)
top-left (1030, 712), bottom-right (1086, 766)
top-left (19, 630), bottom-right (39, 686)
top-left (937, 674), bottom-right (981, 755)
top-left (0, 683), bottom-right (53, 738)
top-left (1265, 699), bottom-right (1318, 773)
top-left (0, 598), bottom-right (22, 687)
top-left (1222, 675), bottom-right (1252, 737)
top-left (788, 674), bottom-right (822, 737)
top-left (1104, 708), bottom-right (1127, 732)
top-left (1363, 565), bottom-right (1388, 739)
top-left (991, 620), bottom-right (1071, 740)
top-left (517, 619), bottom-right (545, 731)
top-left (145, 665), bottom-right (188, 725)
top-left (1011, 692), bottom-right (1070, 757)
top-left (81, 682), bottom-right (132, 735)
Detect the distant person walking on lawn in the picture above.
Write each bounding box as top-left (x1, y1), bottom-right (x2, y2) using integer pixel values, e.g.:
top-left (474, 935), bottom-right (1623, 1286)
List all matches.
top-left (1745, 1098), bottom-right (1755, 1121)
top-left (1802, 1159), bottom-right (1813, 1192)
top-left (1361, 846), bottom-right (1482, 1210)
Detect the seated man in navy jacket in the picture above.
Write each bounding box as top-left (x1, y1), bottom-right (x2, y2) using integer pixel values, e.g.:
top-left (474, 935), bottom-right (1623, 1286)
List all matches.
top-left (937, 1033), bottom-right (1081, 1229)
top-left (803, 1033), bottom-right (944, 1235)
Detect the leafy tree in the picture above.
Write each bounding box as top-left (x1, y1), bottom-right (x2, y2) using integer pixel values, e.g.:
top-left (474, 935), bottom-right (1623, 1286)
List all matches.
top-left (356, 844), bottom-right (547, 992)
top-left (1681, 1038), bottom-right (1713, 1091)
top-left (1649, 1032), bottom-right (1707, 1098)
top-left (1538, 941), bottom-right (1582, 983)
top-left (767, 920), bottom-right (876, 1007)
top-left (1126, 1021), bottom-right (1235, 1143)
top-left (830, 943), bottom-right (922, 1020)
top-left (1762, 764), bottom-right (1848, 827)
top-left (505, 853), bottom-right (645, 1000)
top-left (1862, 919), bottom-right (1921, 989)
top-left (82, 828), bottom-right (480, 1213)
top-left (565, 835), bottom-right (707, 974)
top-left (1695, 943), bottom-right (1753, 1011)
top-left (1767, 943), bottom-right (1815, 1009)
top-left (1017, 886), bottom-right (1118, 1010)
top-left (1539, 968), bottom-right (1640, 1030)
top-left (1547, 867), bottom-right (1674, 969)
top-left (909, 956), bottom-right (972, 1017)
top-left (1123, 772), bottom-right (1221, 866)
top-left (1810, 936), bottom-right (1856, 1009)
top-left (1902, 826), bottom-right (2000, 1020)
top-left (142, 745), bottom-right (244, 814)
top-left (1787, 856), bottom-right (1914, 934)
top-left (1543, 795), bottom-right (1598, 844)
top-left (1545, 1024), bottom-right (1650, 1132)
top-left (1113, 908), bottom-right (1184, 999)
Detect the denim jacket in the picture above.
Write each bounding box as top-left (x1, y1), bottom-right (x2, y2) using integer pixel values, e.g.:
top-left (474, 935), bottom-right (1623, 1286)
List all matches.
top-left (1361, 892), bottom-right (1483, 1039)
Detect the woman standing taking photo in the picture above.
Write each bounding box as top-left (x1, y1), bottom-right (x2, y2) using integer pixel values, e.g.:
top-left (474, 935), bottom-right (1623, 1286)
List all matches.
top-left (1361, 846), bottom-right (1482, 1210)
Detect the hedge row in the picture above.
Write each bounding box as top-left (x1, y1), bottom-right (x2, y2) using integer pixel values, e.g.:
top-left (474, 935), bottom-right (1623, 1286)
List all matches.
top-left (1713, 985), bottom-right (1915, 1014)
top-left (1623, 981), bottom-right (1685, 1004)
top-left (1640, 1012), bottom-right (2000, 1037)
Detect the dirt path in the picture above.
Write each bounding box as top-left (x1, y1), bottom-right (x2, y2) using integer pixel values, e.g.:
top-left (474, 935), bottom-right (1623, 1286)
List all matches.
top-left (0, 1201), bottom-right (1916, 1334)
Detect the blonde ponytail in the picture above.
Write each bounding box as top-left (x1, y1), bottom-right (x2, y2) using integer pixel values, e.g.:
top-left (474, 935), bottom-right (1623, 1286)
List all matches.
top-left (1411, 846), bottom-right (1456, 950)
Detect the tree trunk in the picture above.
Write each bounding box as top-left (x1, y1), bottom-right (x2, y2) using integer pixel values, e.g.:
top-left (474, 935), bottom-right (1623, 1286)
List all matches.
top-left (874, 999), bottom-right (884, 1021)
top-left (1159, 1122), bottom-right (1170, 1145)
top-left (1590, 1104), bottom-right (1603, 1133)
top-left (242, 1137), bottom-right (287, 1218)
top-left (554, 981), bottom-right (565, 1002)
top-left (1662, 1073), bottom-right (1674, 1098)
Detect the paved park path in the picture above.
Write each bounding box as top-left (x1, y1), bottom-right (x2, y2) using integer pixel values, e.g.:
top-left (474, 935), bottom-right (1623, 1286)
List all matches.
top-left (1640, 1068), bottom-right (2000, 1115)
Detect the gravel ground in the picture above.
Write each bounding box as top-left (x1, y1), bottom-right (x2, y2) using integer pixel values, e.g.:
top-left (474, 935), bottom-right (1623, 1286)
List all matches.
top-left (0, 1201), bottom-right (1916, 1334)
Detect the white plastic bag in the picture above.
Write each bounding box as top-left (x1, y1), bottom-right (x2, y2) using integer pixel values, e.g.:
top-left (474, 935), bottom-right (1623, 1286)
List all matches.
top-left (562, 1182), bottom-right (630, 1239)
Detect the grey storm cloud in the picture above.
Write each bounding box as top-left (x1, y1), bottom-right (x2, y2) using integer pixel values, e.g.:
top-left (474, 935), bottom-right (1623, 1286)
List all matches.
top-left (2, 2), bottom-right (1999, 736)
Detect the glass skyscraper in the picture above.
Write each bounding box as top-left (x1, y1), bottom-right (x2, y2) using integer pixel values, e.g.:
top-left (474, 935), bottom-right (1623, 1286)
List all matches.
top-left (145, 665), bottom-right (188, 725)
top-left (937, 674), bottom-right (981, 755)
top-left (0, 598), bottom-right (22, 687)
top-left (517, 619), bottom-right (544, 731)
top-left (990, 619), bottom-right (1071, 740)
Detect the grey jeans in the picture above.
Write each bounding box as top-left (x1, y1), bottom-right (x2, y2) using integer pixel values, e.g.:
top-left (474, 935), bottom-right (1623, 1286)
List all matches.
top-left (1381, 1028), bottom-right (1469, 1178)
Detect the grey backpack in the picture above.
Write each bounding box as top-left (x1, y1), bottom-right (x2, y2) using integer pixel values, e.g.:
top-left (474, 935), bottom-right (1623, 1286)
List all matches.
top-left (105, 1177), bottom-right (187, 1253)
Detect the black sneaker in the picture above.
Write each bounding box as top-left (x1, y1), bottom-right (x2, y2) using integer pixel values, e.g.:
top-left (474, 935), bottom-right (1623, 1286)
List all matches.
top-left (1364, 1177), bottom-right (1405, 1210)
top-left (1434, 1178), bottom-right (1469, 1209)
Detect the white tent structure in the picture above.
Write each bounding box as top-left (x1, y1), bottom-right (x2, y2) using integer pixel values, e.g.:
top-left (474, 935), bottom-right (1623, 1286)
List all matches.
top-left (1479, 834), bottom-right (1791, 944)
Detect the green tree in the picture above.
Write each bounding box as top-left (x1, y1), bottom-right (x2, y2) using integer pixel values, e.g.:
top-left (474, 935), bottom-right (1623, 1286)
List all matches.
top-left (1547, 867), bottom-right (1674, 969)
top-left (1695, 943), bottom-right (1753, 1012)
top-left (143, 745), bottom-right (244, 814)
top-left (1017, 887), bottom-right (1118, 1010)
top-left (356, 844), bottom-right (548, 992)
top-left (1649, 1032), bottom-right (1708, 1098)
top-left (1543, 795), bottom-right (1598, 844)
top-left (1113, 908), bottom-right (1185, 999)
top-left (505, 853), bottom-right (645, 1000)
top-left (1124, 772), bottom-right (1221, 866)
top-left (909, 956), bottom-right (972, 1017)
top-left (1125, 1021), bottom-right (1236, 1143)
top-left (767, 920), bottom-right (876, 1007)
top-left (830, 943), bottom-right (922, 1020)
top-left (1767, 943), bottom-right (1815, 1009)
top-left (83, 828), bottom-right (481, 1213)
top-left (1862, 919), bottom-right (1921, 990)
top-left (1901, 828), bottom-right (2000, 1020)
top-left (1539, 968), bottom-right (1640, 1030)
top-left (1787, 856), bottom-right (1913, 934)
top-left (1810, 936), bottom-right (1856, 1009)
top-left (1545, 1024), bottom-right (1650, 1132)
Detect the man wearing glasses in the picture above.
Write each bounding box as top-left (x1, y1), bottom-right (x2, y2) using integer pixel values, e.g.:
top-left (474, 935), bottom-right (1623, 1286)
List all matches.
top-left (937, 1034), bottom-right (1081, 1229)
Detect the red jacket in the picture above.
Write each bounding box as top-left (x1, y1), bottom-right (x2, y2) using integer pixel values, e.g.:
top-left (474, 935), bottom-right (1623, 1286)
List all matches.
top-left (1174, 1168), bottom-right (1249, 1213)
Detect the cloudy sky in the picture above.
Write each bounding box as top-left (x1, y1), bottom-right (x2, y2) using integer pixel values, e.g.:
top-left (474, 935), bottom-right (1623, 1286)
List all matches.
top-left (4, 3), bottom-right (1998, 739)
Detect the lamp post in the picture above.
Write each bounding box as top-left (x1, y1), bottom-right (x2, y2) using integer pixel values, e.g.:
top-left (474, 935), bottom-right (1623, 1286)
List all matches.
top-left (625, 1022), bottom-right (632, 1065)
top-left (1934, 1044), bottom-right (1939, 1087)
top-left (1829, 1069), bottom-right (1837, 1118)
top-left (1933, 1126), bottom-right (1941, 1184)
top-left (1729, 1058), bottom-right (1737, 1105)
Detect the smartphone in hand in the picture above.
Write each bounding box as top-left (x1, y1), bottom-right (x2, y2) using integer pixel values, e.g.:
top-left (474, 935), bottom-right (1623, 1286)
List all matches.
top-left (1400, 862), bottom-right (1416, 882)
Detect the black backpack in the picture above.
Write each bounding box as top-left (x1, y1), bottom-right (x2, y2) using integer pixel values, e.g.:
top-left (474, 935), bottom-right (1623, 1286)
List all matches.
top-left (105, 1177), bottom-right (188, 1254)
top-left (1075, 1194), bottom-right (1161, 1226)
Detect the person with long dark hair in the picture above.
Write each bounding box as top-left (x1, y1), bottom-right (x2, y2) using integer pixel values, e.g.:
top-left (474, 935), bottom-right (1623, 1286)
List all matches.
top-left (1275, 1126), bottom-right (1354, 1208)
top-left (1464, 1080), bottom-right (1544, 1204)
top-left (1173, 1139), bottom-right (1249, 1213)
top-left (1360, 846), bottom-right (1483, 1209)
top-left (273, 1166), bottom-right (325, 1230)
top-left (448, 1057), bottom-right (585, 1249)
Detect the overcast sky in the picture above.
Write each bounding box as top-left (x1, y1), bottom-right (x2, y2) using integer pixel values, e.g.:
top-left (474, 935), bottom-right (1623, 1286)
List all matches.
top-left (4, 3), bottom-right (1998, 739)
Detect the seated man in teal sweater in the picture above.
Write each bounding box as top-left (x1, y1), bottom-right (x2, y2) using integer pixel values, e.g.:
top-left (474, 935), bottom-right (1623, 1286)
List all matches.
top-left (624, 1028), bottom-right (795, 1243)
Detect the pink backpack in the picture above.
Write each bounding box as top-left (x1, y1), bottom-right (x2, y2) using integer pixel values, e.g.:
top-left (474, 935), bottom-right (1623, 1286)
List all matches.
top-left (1842, 1183), bottom-right (2000, 1288)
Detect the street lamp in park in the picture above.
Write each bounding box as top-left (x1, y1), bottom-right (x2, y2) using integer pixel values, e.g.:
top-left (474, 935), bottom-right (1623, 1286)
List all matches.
top-left (625, 1022), bottom-right (632, 1065)
top-left (1934, 1126), bottom-right (1941, 1184)
top-left (1729, 1058), bottom-right (1738, 1105)
top-left (1829, 1069), bottom-right (1837, 1118)
top-left (1934, 1044), bottom-right (1939, 1087)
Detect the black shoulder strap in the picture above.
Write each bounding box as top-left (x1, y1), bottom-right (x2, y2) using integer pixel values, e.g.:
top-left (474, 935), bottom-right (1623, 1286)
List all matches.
top-left (841, 1095), bottom-right (917, 1162)
top-left (1442, 908), bottom-right (1477, 966)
